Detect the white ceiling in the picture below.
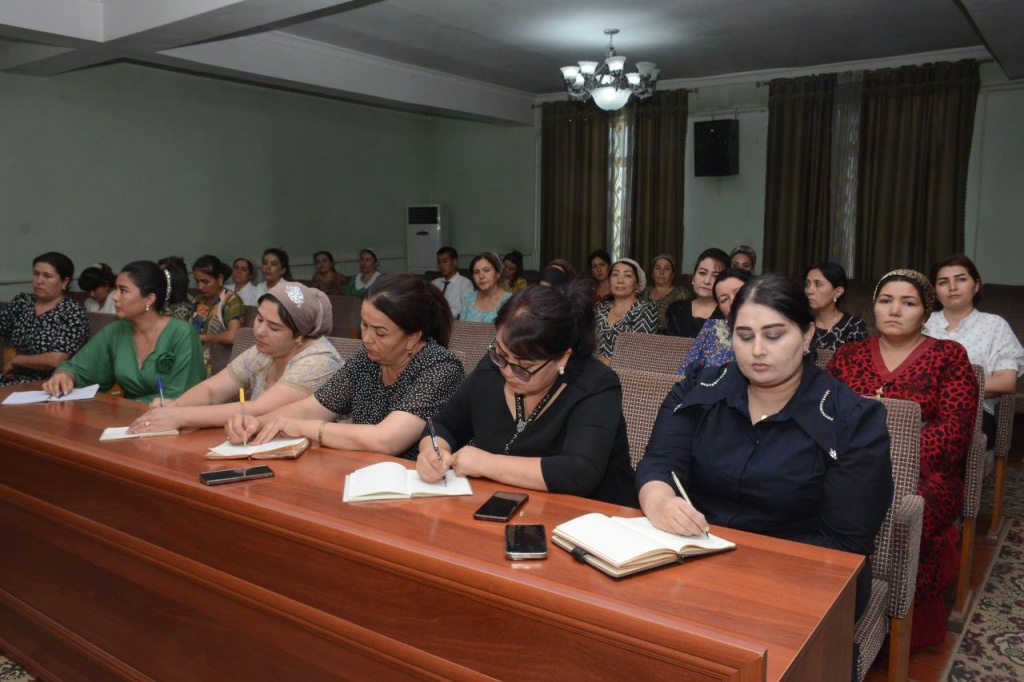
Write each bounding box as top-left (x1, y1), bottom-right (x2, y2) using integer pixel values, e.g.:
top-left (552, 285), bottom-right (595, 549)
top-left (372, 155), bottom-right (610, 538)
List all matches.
top-left (0, 0), bottom-right (1019, 125)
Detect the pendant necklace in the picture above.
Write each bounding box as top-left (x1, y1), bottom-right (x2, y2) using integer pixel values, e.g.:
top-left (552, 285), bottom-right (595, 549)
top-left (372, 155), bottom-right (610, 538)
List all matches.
top-left (504, 378), bottom-right (563, 454)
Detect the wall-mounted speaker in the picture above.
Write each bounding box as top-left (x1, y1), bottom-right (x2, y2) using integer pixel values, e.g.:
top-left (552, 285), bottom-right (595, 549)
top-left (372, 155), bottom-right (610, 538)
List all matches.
top-left (694, 120), bottom-right (739, 176)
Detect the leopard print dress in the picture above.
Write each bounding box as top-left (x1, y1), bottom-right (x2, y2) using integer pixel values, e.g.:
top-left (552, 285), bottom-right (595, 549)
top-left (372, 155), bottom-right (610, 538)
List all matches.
top-left (827, 336), bottom-right (977, 648)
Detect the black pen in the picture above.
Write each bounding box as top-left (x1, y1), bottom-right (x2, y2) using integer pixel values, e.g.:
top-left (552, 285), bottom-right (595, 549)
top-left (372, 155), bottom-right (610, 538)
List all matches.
top-left (671, 471), bottom-right (709, 539)
top-left (426, 417), bottom-right (446, 487)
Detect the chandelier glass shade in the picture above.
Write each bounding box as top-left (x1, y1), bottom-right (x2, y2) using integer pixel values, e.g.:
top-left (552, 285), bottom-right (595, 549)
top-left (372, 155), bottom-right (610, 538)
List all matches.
top-left (561, 29), bottom-right (659, 111)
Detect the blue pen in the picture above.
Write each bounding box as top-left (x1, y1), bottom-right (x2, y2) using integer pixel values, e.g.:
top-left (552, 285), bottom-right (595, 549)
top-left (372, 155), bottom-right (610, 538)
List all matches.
top-left (157, 376), bottom-right (165, 407)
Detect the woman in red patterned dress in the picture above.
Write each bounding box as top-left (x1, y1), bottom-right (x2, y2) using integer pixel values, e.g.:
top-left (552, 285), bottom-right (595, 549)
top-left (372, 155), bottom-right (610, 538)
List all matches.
top-left (827, 269), bottom-right (977, 650)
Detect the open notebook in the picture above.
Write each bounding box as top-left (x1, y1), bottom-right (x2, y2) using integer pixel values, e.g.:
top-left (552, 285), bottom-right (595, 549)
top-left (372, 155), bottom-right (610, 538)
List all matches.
top-left (343, 461), bottom-right (473, 501)
top-left (552, 513), bottom-right (735, 578)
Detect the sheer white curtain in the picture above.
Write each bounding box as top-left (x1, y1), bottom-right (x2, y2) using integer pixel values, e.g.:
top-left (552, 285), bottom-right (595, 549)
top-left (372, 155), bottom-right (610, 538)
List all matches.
top-left (829, 71), bottom-right (863, 276)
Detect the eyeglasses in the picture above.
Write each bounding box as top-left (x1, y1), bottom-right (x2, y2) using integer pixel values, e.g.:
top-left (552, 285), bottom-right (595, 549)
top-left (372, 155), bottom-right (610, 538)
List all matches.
top-left (487, 341), bottom-right (552, 382)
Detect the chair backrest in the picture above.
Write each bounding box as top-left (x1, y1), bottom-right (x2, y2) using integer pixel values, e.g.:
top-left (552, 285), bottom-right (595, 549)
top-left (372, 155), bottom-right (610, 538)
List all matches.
top-left (814, 348), bottom-right (834, 370)
top-left (611, 332), bottom-right (694, 375)
top-left (204, 341), bottom-right (233, 376)
top-left (328, 295), bottom-right (363, 339)
top-left (448, 320), bottom-right (495, 371)
top-left (86, 312), bottom-right (118, 339)
top-left (614, 368), bottom-right (682, 469)
top-left (242, 305), bottom-right (258, 327)
top-left (873, 397), bottom-right (922, 586)
top-left (970, 364), bottom-right (986, 437)
top-left (327, 336), bottom-right (363, 360)
top-left (228, 327), bottom-right (256, 364)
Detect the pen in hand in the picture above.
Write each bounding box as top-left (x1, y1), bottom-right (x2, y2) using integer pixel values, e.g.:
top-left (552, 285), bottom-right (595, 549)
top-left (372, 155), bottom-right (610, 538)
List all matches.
top-left (239, 388), bottom-right (247, 447)
top-left (426, 417), bottom-right (446, 487)
top-left (157, 376), bottom-right (165, 408)
top-left (670, 471), bottom-right (709, 539)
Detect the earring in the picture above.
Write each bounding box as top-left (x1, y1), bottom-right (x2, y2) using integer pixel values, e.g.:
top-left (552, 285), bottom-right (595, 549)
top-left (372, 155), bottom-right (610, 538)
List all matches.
top-left (803, 347), bottom-right (811, 356)
top-left (832, 296), bottom-right (837, 303)
top-left (145, 304), bottom-right (150, 312)
top-left (558, 366), bottom-right (565, 375)
top-left (407, 348), bottom-right (413, 357)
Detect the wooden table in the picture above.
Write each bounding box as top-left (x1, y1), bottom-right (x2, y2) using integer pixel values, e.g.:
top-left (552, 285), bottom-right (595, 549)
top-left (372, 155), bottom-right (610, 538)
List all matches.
top-left (0, 390), bottom-right (861, 681)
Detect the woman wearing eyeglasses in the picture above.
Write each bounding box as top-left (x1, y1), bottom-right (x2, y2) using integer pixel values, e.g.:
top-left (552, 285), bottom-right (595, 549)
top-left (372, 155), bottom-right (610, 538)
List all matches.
top-left (415, 282), bottom-right (638, 507)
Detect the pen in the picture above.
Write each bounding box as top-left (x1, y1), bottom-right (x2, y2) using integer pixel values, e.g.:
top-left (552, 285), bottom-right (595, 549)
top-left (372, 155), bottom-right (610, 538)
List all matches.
top-left (157, 376), bottom-right (165, 408)
top-left (670, 471), bottom-right (709, 539)
top-left (426, 417), bottom-right (446, 487)
top-left (239, 388), bottom-right (247, 447)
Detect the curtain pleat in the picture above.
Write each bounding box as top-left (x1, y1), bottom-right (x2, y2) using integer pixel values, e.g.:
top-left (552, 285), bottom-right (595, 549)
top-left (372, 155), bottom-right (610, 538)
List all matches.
top-left (540, 101), bottom-right (611, 270)
top-left (629, 90), bottom-right (688, 268)
top-left (855, 60), bottom-right (980, 281)
top-left (763, 74), bottom-right (837, 277)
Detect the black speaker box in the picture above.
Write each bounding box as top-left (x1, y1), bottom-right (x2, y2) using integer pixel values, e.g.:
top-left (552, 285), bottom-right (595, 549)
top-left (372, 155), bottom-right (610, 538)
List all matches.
top-left (694, 120), bottom-right (739, 176)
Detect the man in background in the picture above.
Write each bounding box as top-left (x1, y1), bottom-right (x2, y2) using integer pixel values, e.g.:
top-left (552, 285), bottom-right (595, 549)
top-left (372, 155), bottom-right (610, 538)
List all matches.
top-left (432, 246), bottom-right (473, 319)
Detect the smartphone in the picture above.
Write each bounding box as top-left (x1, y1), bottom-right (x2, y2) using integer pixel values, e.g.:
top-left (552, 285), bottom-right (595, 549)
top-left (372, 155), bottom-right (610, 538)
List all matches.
top-left (199, 465), bottom-right (275, 486)
top-left (473, 491), bottom-right (529, 522)
top-left (505, 524), bottom-right (548, 560)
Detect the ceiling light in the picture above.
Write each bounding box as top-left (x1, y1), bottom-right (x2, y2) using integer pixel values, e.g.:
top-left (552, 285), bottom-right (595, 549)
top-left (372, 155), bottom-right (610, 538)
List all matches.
top-left (561, 29), bottom-right (659, 111)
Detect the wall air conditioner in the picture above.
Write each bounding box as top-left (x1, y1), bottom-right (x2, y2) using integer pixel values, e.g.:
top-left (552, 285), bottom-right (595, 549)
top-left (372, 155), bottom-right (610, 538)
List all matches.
top-left (406, 204), bottom-right (448, 273)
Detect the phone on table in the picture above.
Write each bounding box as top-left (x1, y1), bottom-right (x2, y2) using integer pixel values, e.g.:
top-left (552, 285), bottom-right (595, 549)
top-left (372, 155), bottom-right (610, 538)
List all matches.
top-left (505, 524), bottom-right (548, 560)
top-left (473, 491), bottom-right (529, 522)
top-left (199, 465), bottom-right (275, 486)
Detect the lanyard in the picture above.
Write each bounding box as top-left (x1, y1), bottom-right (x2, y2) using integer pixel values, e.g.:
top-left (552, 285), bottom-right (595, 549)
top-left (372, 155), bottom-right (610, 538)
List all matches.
top-left (503, 378), bottom-right (563, 454)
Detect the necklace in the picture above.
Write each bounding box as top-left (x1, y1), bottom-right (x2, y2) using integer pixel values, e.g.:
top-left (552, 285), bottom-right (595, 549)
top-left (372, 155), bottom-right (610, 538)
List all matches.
top-left (503, 379), bottom-right (563, 454)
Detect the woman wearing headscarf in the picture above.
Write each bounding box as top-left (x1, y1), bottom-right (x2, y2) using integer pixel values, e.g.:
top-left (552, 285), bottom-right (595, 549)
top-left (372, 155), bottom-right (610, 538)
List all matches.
top-left (593, 258), bottom-right (659, 365)
top-left (828, 269), bottom-right (977, 650)
top-left (128, 282), bottom-right (342, 434)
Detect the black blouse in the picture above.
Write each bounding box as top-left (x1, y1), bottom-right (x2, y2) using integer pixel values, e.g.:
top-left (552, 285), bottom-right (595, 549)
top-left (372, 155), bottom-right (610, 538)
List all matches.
top-left (429, 354), bottom-right (638, 508)
top-left (0, 293), bottom-right (88, 385)
top-left (664, 299), bottom-right (723, 338)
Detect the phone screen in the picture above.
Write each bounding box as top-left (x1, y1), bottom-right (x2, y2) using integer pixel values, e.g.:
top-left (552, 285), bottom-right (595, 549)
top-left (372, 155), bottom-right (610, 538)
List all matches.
top-left (505, 524), bottom-right (547, 560)
top-left (199, 465), bottom-right (274, 486)
top-left (473, 491), bottom-right (529, 522)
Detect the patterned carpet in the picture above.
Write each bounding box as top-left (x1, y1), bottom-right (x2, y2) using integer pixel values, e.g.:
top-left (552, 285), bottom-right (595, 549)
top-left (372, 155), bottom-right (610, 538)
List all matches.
top-left (0, 655), bottom-right (31, 681)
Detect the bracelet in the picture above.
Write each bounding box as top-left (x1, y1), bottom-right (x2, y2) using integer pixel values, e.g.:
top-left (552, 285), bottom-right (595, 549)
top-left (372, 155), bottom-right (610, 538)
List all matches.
top-left (317, 420), bottom-right (327, 448)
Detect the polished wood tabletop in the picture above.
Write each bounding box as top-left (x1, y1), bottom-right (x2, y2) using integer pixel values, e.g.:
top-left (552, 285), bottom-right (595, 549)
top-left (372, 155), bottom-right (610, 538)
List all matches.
top-left (0, 388), bottom-right (861, 681)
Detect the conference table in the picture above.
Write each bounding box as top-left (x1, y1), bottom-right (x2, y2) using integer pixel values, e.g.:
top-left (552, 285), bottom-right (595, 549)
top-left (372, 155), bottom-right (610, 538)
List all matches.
top-left (0, 389), bottom-right (861, 681)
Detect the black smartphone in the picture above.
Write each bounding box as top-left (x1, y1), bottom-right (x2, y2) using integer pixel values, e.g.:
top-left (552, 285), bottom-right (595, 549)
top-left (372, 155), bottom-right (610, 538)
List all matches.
top-left (505, 524), bottom-right (548, 560)
top-left (199, 465), bottom-right (275, 486)
top-left (473, 491), bottom-right (529, 522)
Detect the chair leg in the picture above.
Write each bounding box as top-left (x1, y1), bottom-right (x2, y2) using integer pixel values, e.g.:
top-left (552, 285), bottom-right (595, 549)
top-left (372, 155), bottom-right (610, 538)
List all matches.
top-left (947, 517), bottom-right (976, 632)
top-left (985, 456), bottom-right (1007, 544)
top-left (888, 608), bottom-right (912, 682)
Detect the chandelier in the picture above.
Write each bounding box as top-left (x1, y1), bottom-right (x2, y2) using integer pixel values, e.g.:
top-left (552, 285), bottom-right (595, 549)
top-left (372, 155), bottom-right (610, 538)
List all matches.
top-left (561, 29), bottom-right (659, 111)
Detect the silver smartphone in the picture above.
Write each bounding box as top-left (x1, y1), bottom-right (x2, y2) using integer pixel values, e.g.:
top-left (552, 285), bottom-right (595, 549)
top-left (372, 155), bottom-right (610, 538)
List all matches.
top-left (505, 523), bottom-right (548, 560)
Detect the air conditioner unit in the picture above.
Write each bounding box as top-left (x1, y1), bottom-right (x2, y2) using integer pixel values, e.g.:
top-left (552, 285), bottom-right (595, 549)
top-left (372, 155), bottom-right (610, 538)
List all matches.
top-left (406, 204), bottom-right (448, 273)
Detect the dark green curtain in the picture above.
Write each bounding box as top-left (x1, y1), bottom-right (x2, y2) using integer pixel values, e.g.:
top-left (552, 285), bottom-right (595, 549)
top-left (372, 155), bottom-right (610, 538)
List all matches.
top-left (856, 60), bottom-right (981, 281)
top-left (629, 89), bottom-right (688, 268)
top-left (763, 74), bottom-right (837, 277)
top-left (540, 101), bottom-right (611, 271)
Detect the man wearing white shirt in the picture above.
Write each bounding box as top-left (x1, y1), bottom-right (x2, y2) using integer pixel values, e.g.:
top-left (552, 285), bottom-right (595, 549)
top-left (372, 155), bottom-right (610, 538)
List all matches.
top-left (431, 246), bottom-right (473, 320)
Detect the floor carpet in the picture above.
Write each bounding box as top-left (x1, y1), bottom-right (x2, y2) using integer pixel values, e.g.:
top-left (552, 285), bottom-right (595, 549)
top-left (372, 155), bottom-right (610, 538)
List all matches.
top-left (945, 518), bottom-right (1024, 681)
top-left (0, 655), bottom-right (32, 682)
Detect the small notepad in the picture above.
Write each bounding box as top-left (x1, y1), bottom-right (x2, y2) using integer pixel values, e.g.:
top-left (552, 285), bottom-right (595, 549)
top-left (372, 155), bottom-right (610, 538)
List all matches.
top-left (100, 426), bottom-right (179, 441)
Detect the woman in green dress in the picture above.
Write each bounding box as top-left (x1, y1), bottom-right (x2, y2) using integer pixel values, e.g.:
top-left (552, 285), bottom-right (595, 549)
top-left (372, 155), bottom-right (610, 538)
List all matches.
top-left (43, 260), bottom-right (207, 403)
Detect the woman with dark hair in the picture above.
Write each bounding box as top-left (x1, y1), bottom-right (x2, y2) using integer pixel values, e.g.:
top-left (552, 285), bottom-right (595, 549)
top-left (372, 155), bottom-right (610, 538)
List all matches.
top-left (639, 273), bottom-right (891, 623)
top-left (588, 249), bottom-right (613, 301)
top-left (312, 250), bottom-right (347, 296)
top-left (191, 255), bottom-right (244, 347)
top-left (828, 269), bottom-right (977, 650)
top-left (639, 254), bottom-right (692, 330)
top-left (461, 252), bottom-right (512, 323)
top-left (804, 262), bottom-right (868, 351)
top-left (924, 254), bottom-right (1023, 444)
top-left (78, 263), bottom-right (118, 314)
top-left (729, 245), bottom-right (757, 272)
top-left (128, 282), bottom-right (342, 434)
top-left (416, 281), bottom-right (637, 507)
top-left (1, 252), bottom-right (88, 386)
top-left (664, 248), bottom-right (730, 337)
top-left (253, 248), bottom-right (291, 300)
top-left (676, 267), bottom-right (753, 375)
top-left (501, 250), bottom-right (527, 293)
top-left (227, 273), bottom-right (463, 458)
top-left (157, 256), bottom-right (194, 321)
top-left (593, 258), bottom-right (659, 365)
top-left (345, 248), bottom-right (382, 298)
top-left (226, 258), bottom-right (259, 306)
top-left (43, 260), bottom-right (206, 402)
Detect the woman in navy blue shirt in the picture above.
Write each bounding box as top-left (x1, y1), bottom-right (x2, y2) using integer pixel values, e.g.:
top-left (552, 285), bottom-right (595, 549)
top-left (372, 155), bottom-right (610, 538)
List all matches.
top-left (636, 274), bottom-right (892, 618)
